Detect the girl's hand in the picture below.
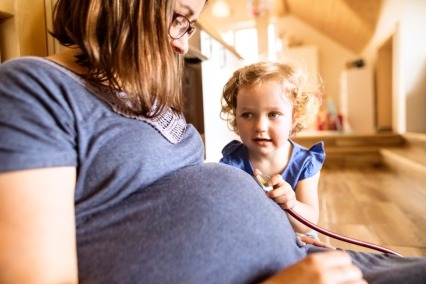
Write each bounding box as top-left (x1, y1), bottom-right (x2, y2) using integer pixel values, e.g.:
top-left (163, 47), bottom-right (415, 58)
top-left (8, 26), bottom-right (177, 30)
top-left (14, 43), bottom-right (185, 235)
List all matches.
top-left (266, 174), bottom-right (297, 210)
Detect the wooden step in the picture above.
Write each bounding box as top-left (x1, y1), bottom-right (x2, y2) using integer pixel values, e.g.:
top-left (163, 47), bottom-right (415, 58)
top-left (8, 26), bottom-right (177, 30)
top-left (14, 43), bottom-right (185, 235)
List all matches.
top-left (293, 132), bottom-right (404, 147)
top-left (324, 147), bottom-right (382, 168)
top-left (380, 132), bottom-right (426, 180)
top-left (292, 131), bottom-right (405, 168)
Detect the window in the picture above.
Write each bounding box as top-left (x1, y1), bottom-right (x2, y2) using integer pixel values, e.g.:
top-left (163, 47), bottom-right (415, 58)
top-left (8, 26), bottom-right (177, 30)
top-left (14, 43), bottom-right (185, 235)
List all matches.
top-left (234, 28), bottom-right (258, 62)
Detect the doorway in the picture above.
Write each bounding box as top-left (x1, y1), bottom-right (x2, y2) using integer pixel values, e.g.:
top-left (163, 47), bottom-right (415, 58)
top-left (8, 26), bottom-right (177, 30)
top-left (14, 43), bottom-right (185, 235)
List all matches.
top-left (375, 35), bottom-right (393, 132)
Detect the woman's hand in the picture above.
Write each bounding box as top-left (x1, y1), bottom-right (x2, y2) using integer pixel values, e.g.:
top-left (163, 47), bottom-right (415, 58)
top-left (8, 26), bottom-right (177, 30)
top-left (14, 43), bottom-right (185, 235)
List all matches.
top-left (262, 250), bottom-right (366, 284)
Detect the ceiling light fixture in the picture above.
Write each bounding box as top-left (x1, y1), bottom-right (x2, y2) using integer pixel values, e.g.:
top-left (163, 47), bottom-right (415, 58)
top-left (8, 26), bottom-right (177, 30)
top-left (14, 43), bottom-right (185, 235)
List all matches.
top-left (211, 0), bottom-right (231, 18)
top-left (248, 0), bottom-right (273, 17)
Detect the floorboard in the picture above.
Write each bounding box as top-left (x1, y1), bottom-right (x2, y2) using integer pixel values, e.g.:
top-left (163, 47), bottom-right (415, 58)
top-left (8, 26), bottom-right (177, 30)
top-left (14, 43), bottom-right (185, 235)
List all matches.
top-left (316, 167), bottom-right (426, 257)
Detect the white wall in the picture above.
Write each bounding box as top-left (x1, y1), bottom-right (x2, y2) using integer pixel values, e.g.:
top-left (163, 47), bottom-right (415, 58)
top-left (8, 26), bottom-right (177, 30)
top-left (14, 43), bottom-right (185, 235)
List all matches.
top-left (274, 0), bottom-right (426, 134)
top-left (275, 16), bottom-right (356, 111)
top-left (340, 68), bottom-right (375, 133)
top-left (363, 0), bottom-right (426, 133)
top-left (362, 0), bottom-right (405, 65)
top-left (281, 45), bottom-right (318, 76)
top-left (398, 0), bottom-right (426, 133)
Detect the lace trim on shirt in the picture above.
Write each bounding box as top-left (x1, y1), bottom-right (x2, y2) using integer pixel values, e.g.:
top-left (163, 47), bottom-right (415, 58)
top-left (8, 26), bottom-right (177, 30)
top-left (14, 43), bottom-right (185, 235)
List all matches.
top-left (42, 58), bottom-right (187, 144)
top-left (88, 83), bottom-right (187, 144)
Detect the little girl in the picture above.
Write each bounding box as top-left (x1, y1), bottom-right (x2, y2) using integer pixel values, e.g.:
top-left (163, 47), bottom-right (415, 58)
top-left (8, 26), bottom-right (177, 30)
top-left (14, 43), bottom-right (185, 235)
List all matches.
top-left (220, 61), bottom-right (324, 239)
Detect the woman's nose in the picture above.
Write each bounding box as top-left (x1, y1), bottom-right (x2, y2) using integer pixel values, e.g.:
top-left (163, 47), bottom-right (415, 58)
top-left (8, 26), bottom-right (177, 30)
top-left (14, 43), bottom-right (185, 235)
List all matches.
top-left (169, 35), bottom-right (189, 55)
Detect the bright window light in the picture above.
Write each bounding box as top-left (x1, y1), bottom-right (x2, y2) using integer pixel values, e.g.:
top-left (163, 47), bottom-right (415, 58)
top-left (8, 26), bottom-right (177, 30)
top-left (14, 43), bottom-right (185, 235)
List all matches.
top-left (234, 28), bottom-right (258, 62)
top-left (221, 30), bottom-right (234, 46)
top-left (268, 23), bottom-right (276, 61)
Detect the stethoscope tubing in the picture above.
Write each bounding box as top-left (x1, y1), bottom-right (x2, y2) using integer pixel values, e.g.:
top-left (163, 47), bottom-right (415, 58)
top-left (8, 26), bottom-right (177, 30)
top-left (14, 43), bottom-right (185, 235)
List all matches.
top-left (285, 208), bottom-right (404, 257)
top-left (254, 174), bottom-right (403, 257)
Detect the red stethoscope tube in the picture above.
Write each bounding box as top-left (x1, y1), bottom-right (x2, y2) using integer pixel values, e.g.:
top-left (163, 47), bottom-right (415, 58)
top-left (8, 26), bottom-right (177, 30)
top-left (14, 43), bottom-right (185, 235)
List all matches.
top-left (285, 207), bottom-right (403, 257)
top-left (254, 174), bottom-right (403, 257)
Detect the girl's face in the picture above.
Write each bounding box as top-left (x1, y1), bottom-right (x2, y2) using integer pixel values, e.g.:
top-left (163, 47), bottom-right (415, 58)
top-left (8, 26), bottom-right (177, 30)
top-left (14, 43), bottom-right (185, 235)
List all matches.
top-left (235, 80), bottom-right (294, 158)
top-left (169, 0), bottom-right (205, 54)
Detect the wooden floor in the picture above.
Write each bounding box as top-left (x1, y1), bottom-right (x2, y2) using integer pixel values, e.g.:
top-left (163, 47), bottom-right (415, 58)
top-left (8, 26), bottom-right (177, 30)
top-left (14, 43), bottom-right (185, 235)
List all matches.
top-left (317, 166), bottom-right (426, 257)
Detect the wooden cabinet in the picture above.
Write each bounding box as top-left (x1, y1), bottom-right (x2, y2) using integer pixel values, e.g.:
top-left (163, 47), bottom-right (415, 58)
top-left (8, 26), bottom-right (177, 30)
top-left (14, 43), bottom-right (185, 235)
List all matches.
top-left (0, 0), bottom-right (52, 62)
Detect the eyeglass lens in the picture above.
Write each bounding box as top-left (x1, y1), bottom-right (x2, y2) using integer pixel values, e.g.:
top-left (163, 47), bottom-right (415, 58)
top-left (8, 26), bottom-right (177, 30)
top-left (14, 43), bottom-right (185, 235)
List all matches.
top-left (169, 14), bottom-right (195, 39)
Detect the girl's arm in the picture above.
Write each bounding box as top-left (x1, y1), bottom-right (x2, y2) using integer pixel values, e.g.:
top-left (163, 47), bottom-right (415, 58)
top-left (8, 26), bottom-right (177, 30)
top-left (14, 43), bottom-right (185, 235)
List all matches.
top-left (291, 172), bottom-right (320, 232)
top-left (0, 167), bottom-right (78, 283)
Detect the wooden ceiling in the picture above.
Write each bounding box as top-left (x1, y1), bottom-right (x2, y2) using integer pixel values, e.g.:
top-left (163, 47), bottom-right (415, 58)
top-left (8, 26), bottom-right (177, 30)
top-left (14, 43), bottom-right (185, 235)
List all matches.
top-left (201, 0), bottom-right (383, 53)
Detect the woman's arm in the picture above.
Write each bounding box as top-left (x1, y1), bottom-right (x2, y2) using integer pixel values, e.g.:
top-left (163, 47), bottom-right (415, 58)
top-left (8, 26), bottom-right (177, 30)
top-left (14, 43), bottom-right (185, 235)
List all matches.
top-left (0, 167), bottom-right (78, 283)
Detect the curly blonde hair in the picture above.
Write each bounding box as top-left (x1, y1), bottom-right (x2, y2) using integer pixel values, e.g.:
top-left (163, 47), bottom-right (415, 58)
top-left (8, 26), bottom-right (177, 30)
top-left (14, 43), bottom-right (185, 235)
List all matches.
top-left (220, 61), bottom-right (322, 135)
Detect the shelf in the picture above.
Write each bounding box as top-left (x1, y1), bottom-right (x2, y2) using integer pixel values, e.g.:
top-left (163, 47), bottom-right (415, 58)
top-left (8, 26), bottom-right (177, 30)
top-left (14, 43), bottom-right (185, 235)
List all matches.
top-left (0, 0), bottom-right (48, 62)
top-left (0, 0), bottom-right (14, 17)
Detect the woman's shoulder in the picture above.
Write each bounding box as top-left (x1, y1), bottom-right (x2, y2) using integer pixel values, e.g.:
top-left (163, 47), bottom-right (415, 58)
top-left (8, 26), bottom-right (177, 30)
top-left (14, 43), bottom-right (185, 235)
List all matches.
top-left (0, 56), bottom-right (93, 107)
top-left (0, 56), bottom-right (77, 87)
top-left (1, 56), bottom-right (81, 80)
top-left (1, 56), bottom-right (52, 71)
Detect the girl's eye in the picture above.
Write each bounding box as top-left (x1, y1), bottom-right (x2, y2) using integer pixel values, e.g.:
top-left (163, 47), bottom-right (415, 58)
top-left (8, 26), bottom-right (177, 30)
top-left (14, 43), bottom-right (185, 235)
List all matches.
top-left (269, 112), bottom-right (282, 119)
top-left (240, 113), bottom-right (253, 119)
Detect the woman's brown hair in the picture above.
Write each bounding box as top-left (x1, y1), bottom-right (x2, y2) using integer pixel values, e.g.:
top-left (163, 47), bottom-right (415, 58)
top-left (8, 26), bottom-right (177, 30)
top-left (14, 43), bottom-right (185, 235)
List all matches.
top-left (51, 0), bottom-right (182, 118)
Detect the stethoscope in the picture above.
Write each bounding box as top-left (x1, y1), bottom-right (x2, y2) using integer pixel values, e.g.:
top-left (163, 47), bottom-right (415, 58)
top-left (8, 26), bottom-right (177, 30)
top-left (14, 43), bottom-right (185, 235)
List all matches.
top-left (253, 174), bottom-right (403, 257)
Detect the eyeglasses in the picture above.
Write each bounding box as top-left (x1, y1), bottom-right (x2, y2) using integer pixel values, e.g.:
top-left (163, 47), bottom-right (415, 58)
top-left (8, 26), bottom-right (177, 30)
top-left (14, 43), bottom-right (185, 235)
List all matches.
top-left (168, 13), bottom-right (196, 39)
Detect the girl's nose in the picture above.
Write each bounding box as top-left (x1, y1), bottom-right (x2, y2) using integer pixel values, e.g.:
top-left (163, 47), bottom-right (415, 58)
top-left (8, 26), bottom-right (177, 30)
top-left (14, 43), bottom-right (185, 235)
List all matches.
top-left (254, 116), bottom-right (268, 132)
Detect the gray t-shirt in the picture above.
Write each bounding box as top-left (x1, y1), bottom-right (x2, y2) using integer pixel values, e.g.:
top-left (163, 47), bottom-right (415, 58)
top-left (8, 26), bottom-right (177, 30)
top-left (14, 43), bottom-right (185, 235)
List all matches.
top-left (0, 57), bottom-right (307, 283)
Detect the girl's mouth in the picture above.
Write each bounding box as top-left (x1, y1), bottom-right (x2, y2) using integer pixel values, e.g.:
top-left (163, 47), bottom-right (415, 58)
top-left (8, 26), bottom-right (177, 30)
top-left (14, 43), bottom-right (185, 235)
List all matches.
top-left (253, 138), bottom-right (271, 143)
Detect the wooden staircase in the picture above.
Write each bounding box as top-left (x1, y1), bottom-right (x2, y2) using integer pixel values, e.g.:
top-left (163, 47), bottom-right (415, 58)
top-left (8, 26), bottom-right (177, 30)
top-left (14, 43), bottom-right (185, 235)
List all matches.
top-left (380, 132), bottom-right (426, 180)
top-left (292, 132), bottom-right (426, 173)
